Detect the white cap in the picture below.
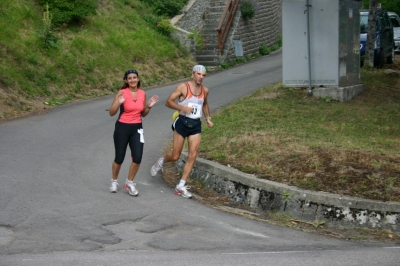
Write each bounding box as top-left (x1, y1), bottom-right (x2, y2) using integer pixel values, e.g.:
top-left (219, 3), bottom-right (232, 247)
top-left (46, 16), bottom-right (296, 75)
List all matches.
top-left (192, 65), bottom-right (206, 73)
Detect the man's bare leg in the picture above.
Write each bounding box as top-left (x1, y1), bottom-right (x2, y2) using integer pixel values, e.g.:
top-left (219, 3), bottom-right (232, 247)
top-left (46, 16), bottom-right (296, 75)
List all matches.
top-left (180, 133), bottom-right (201, 181)
top-left (150, 130), bottom-right (184, 177)
top-left (164, 130), bottom-right (185, 163)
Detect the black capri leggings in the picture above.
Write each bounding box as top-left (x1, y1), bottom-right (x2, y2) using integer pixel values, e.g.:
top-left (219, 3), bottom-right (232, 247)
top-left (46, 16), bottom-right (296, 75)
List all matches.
top-left (113, 121), bottom-right (144, 164)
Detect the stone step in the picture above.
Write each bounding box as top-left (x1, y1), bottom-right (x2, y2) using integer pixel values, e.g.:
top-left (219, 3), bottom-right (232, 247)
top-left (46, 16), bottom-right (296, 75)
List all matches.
top-left (194, 42), bottom-right (218, 48)
top-left (204, 29), bottom-right (218, 36)
top-left (207, 12), bottom-right (225, 19)
top-left (189, 0), bottom-right (237, 67)
top-left (209, 5), bottom-right (226, 10)
top-left (195, 49), bottom-right (219, 56)
top-left (204, 24), bottom-right (218, 31)
top-left (195, 59), bottom-right (221, 67)
top-left (209, 1), bottom-right (227, 8)
top-left (194, 54), bottom-right (222, 62)
top-left (202, 37), bottom-right (218, 45)
top-left (203, 31), bottom-right (218, 36)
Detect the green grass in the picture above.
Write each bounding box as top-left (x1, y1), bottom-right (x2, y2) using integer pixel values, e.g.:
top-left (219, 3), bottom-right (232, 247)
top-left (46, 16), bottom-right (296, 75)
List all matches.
top-left (200, 68), bottom-right (400, 202)
top-left (0, 0), bottom-right (195, 119)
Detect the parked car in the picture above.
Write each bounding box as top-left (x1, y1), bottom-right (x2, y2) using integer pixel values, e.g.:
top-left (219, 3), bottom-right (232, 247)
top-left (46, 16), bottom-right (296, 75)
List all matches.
top-left (388, 11), bottom-right (400, 53)
top-left (360, 9), bottom-right (394, 67)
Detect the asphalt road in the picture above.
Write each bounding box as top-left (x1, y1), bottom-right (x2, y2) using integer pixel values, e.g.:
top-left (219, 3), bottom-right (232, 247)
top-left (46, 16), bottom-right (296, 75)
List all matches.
top-left (1, 50), bottom-right (399, 265)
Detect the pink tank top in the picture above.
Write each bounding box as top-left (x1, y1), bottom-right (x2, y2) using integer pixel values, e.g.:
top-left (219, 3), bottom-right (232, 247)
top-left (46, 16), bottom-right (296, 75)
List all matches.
top-left (118, 88), bottom-right (145, 124)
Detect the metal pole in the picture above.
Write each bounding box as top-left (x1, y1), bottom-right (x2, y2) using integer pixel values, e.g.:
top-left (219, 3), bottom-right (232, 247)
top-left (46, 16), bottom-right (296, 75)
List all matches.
top-left (306, 0), bottom-right (312, 95)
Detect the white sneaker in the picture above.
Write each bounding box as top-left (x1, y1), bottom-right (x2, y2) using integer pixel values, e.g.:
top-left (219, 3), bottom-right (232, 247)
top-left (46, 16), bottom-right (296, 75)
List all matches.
top-left (109, 180), bottom-right (119, 193)
top-left (150, 157), bottom-right (163, 177)
top-left (174, 185), bottom-right (192, 199)
top-left (123, 180), bottom-right (138, 196)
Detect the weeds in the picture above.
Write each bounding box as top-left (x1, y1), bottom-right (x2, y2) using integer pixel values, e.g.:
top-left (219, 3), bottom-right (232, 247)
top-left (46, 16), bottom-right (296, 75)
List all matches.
top-left (188, 26), bottom-right (207, 51)
top-left (157, 18), bottom-right (176, 36)
top-left (240, 0), bottom-right (256, 20)
top-left (259, 43), bottom-right (272, 55)
top-left (39, 3), bottom-right (58, 49)
top-left (282, 190), bottom-right (291, 200)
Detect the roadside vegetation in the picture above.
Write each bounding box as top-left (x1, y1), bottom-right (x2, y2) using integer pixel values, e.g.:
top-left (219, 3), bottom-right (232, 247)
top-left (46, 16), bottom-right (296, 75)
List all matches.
top-left (199, 56), bottom-right (400, 203)
top-left (0, 0), bottom-right (194, 120)
top-left (361, 0), bottom-right (400, 15)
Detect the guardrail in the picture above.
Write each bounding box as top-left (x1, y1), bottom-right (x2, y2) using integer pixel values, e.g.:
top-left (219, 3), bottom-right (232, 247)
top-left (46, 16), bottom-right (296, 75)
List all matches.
top-left (217, 0), bottom-right (240, 55)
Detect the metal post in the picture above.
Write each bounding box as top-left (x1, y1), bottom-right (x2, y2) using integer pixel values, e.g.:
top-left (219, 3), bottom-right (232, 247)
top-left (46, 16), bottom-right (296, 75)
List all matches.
top-left (306, 0), bottom-right (312, 95)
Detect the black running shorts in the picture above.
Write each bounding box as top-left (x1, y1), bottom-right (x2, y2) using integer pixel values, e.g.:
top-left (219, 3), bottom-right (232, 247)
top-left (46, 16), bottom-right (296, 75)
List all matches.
top-left (173, 116), bottom-right (201, 138)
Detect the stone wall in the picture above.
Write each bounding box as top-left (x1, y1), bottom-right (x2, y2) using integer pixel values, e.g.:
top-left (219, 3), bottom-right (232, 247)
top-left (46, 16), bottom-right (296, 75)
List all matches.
top-left (172, 0), bottom-right (283, 64)
top-left (177, 153), bottom-right (400, 233)
top-left (171, 0), bottom-right (211, 57)
top-left (226, 0), bottom-right (282, 58)
top-left (176, 0), bottom-right (210, 31)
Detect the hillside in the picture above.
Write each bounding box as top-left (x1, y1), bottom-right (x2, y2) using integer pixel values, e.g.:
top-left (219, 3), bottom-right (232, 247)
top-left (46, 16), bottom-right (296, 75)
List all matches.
top-left (0, 0), bottom-right (196, 121)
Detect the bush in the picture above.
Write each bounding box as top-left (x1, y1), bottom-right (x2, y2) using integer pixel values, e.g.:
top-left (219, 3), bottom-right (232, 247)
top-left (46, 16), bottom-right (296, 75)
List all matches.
top-left (188, 26), bottom-right (207, 51)
top-left (259, 43), bottom-right (271, 55)
top-left (240, 0), bottom-right (255, 20)
top-left (37, 0), bottom-right (97, 27)
top-left (157, 19), bottom-right (175, 36)
top-left (140, 0), bottom-right (187, 18)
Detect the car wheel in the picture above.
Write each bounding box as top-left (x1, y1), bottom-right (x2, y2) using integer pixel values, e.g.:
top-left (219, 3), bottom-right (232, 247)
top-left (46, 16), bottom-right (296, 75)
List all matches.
top-left (376, 50), bottom-right (385, 68)
top-left (386, 47), bottom-right (394, 64)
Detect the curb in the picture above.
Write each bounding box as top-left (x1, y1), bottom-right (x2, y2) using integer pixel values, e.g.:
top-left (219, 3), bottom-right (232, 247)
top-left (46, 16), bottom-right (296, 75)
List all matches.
top-left (178, 152), bottom-right (400, 233)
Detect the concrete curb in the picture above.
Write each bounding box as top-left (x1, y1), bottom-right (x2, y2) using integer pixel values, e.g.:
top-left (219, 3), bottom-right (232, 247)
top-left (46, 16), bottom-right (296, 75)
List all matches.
top-left (178, 152), bottom-right (400, 232)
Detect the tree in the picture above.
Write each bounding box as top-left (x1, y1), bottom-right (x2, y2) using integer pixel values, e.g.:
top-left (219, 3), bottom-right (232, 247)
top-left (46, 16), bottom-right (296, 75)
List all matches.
top-left (363, 0), bottom-right (378, 68)
top-left (362, 0), bottom-right (400, 16)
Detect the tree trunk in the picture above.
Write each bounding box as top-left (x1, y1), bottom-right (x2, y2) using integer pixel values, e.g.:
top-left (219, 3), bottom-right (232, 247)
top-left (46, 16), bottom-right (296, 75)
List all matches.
top-left (364, 0), bottom-right (378, 68)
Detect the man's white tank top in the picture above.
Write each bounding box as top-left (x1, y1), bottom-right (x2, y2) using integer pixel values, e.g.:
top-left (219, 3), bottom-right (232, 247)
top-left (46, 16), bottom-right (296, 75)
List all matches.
top-left (178, 82), bottom-right (204, 119)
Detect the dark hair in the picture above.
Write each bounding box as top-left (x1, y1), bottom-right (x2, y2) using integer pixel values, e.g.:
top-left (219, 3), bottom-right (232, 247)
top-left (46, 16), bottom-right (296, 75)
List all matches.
top-left (122, 69), bottom-right (141, 89)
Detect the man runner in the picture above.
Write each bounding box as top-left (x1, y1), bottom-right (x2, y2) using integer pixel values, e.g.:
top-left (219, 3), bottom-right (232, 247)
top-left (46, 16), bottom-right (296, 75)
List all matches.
top-left (150, 65), bottom-right (213, 198)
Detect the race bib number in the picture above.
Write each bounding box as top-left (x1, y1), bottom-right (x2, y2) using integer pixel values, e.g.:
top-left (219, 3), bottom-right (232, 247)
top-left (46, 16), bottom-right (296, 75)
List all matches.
top-left (186, 102), bottom-right (202, 119)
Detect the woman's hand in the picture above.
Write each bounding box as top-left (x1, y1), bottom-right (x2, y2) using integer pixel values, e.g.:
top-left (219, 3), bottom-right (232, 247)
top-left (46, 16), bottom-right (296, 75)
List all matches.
top-left (118, 91), bottom-right (126, 104)
top-left (147, 95), bottom-right (159, 108)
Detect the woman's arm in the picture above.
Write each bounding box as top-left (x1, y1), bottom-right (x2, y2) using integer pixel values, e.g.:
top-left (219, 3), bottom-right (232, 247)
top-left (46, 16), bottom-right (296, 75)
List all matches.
top-left (109, 90), bottom-right (125, 116)
top-left (141, 94), bottom-right (159, 117)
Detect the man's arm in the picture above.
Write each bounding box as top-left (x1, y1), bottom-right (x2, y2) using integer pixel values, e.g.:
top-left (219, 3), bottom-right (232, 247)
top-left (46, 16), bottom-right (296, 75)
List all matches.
top-left (202, 87), bottom-right (213, 128)
top-left (165, 83), bottom-right (192, 114)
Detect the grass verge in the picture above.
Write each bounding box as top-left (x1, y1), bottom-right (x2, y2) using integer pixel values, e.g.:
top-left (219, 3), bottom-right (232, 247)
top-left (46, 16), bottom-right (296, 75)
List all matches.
top-left (0, 0), bottom-right (195, 120)
top-left (199, 67), bottom-right (400, 202)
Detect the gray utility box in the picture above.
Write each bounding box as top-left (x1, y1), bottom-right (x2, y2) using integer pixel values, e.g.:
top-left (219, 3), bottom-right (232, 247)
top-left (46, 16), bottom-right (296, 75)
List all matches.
top-left (282, 0), bottom-right (362, 91)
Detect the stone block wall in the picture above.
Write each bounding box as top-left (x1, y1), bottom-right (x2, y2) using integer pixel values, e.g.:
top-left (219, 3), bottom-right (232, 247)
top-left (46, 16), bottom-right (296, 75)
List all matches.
top-left (171, 0), bottom-right (283, 65)
top-left (176, 0), bottom-right (210, 32)
top-left (177, 153), bottom-right (400, 233)
top-left (226, 0), bottom-right (282, 58)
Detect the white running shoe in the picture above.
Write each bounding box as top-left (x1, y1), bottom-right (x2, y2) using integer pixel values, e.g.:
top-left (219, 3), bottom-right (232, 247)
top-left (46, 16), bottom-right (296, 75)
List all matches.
top-left (123, 180), bottom-right (138, 196)
top-left (174, 185), bottom-right (192, 199)
top-left (150, 157), bottom-right (163, 177)
top-left (109, 180), bottom-right (119, 193)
